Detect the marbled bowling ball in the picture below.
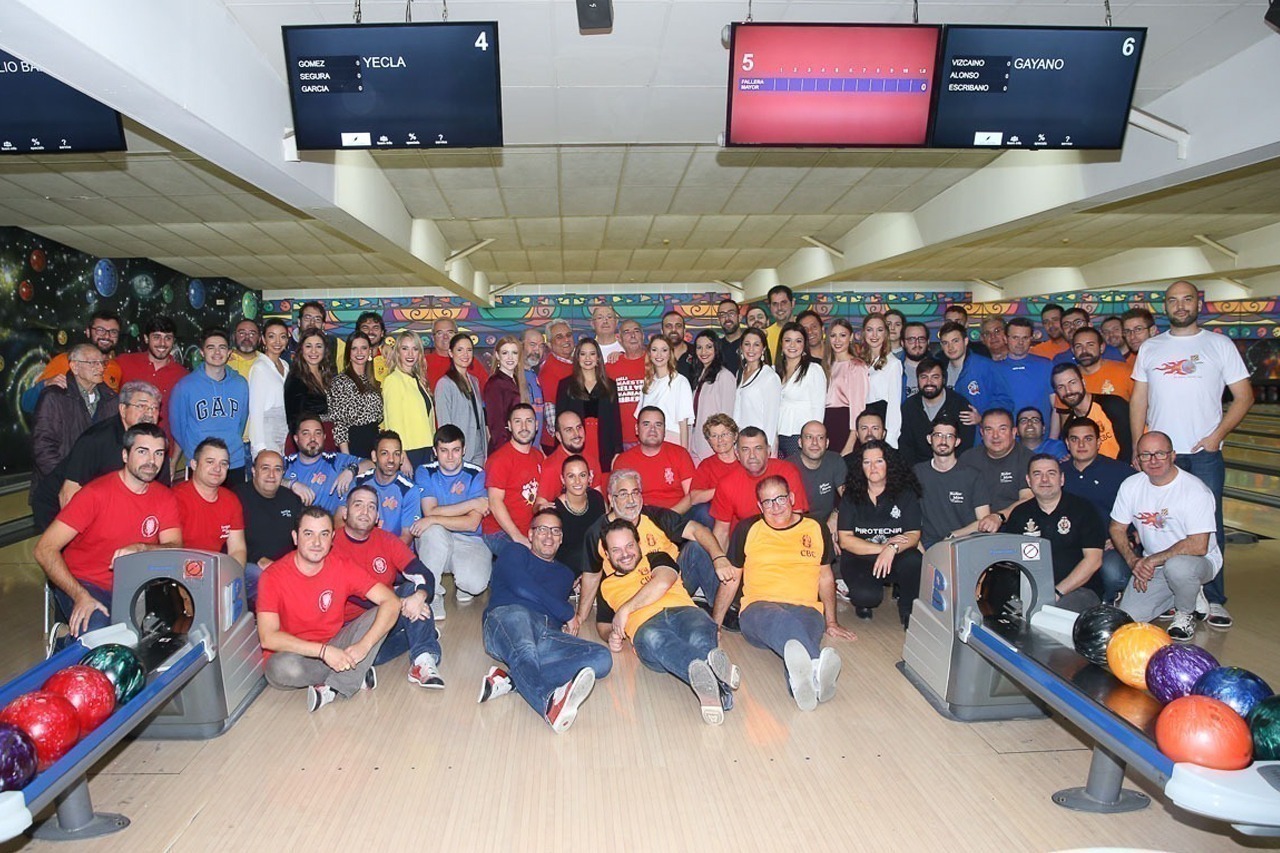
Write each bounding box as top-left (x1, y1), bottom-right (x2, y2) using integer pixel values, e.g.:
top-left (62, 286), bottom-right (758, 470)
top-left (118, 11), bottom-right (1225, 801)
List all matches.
top-left (0, 692), bottom-right (80, 771)
top-left (1145, 644), bottom-right (1219, 705)
top-left (1106, 622), bottom-right (1172, 691)
top-left (0, 722), bottom-right (38, 791)
top-left (1072, 604), bottom-right (1133, 668)
top-left (1156, 695), bottom-right (1252, 770)
top-left (1192, 666), bottom-right (1274, 719)
top-left (43, 665), bottom-right (117, 733)
top-left (1248, 695), bottom-right (1280, 762)
top-left (80, 644), bottom-right (147, 704)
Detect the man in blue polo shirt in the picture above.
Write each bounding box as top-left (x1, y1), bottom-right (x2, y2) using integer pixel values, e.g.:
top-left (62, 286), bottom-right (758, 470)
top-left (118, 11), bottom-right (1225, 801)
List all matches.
top-left (996, 317), bottom-right (1054, 426)
top-left (938, 321), bottom-right (1012, 445)
top-left (353, 430), bottom-right (422, 543)
top-left (282, 415), bottom-right (371, 513)
top-left (1060, 416), bottom-right (1132, 604)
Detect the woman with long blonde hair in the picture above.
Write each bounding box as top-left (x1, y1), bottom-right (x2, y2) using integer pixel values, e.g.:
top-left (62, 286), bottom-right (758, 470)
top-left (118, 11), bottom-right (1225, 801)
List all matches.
top-left (860, 313), bottom-right (904, 448)
top-left (638, 334), bottom-right (694, 448)
top-left (382, 329), bottom-right (437, 473)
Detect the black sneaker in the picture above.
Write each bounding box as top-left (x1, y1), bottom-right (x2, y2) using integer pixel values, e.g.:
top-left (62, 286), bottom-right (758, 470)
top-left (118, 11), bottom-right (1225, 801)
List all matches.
top-left (362, 666), bottom-right (377, 691)
top-left (721, 606), bottom-right (741, 634)
top-left (855, 606), bottom-right (874, 620)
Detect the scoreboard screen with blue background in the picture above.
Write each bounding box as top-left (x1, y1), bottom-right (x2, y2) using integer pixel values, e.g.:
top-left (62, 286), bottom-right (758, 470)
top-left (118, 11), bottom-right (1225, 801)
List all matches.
top-left (930, 26), bottom-right (1146, 150)
top-left (282, 22), bottom-right (503, 151)
top-left (0, 49), bottom-right (125, 155)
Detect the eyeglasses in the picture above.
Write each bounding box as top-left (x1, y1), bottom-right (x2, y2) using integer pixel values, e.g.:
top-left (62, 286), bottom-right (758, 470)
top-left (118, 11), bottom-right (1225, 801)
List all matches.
top-left (1122, 326), bottom-right (1154, 336)
top-left (531, 525), bottom-right (563, 538)
top-left (903, 335), bottom-right (928, 343)
top-left (126, 401), bottom-right (160, 413)
top-left (930, 433), bottom-right (957, 441)
top-left (758, 494), bottom-right (790, 509)
top-left (73, 358), bottom-right (108, 367)
top-left (611, 489), bottom-right (642, 501)
top-left (89, 326), bottom-right (119, 337)
top-left (1017, 416), bottom-right (1043, 425)
top-left (1137, 450), bottom-right (1172, 462)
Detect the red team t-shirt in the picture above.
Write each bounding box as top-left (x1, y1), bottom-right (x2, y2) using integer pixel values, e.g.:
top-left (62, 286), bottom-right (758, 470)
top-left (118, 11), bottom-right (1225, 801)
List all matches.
top-left (538, 356), bottom-right (575, 447)
top-left (257, 551), bottom-right (372, 654)
top-left (172, 481), bottom-right (244, 553)
top-left (115, 352), bottom-right (188, 435)
top-left (482, 442), bottom-right (545, 535)
top-left (537, 444), bottom-right (600, 502)
top-left (691, 454), bottom-right (741, 493)
top-left (613, 442), bottom-right (696, 510)
top-left (57, 473), bottom-right (182, 590)
top-left (710, 459), bottom-right (810, 531)
top-left (330, 527), bottom-right (416, 621)
top-left (606, 353), bottom-right (646, 443)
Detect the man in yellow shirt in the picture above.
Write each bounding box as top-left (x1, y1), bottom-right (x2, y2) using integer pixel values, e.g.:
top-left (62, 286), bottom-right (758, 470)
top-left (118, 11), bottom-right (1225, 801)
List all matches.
top-left (729, 475), bottom-right (856, 711)
top-left (598, 518), bottom-right (740, 725)
top-left (228, 319), bottom-right (261, 379)
top-left (764, 284), bottom-right (795, 360)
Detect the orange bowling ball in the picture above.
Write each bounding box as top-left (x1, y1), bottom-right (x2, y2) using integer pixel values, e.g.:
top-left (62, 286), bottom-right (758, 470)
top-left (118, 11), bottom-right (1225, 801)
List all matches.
top-left (1156, 695), bottom-right (1253, 770)
top-left (1106, 622), bottom-right (1172, 690)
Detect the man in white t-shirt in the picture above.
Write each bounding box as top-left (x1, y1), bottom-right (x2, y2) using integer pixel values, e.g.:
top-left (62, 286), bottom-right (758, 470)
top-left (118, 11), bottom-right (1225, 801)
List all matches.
top-left (1129, 280), bottom-right (1251, 629)
top-left (1109, 432), bottom-right (1221, 642)
top-left (590, 304), bottom-right (624, 362)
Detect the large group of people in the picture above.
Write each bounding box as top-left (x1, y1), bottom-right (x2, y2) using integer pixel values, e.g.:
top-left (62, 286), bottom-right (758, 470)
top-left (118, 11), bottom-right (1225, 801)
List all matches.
top-left (28, 280), bottom-right (1252, 731)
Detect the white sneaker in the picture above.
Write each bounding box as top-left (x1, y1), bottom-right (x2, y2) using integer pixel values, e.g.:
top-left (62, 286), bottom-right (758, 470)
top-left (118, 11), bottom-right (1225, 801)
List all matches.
top-left (455, 589), bottom-right (474, 604)
top-left (408, 659), bottom-right (445, 689)
top-left (477, 666), bottom-right (514, 703)
top-left (546, 668), bottom-right (595, 733)
top-left (431, 596), bottom-right (446, 622)
top-left (707, 648), bottom-right (740, 691)
top-left (784, 640), bottom-right (817, 712)
top-left (836, 579), bottom-right (849, 598)
top-left (45, 622), bottom-right (69, 659)
top-left (307, 684), bottom-right (336, 712)
top-left (1206, 602), bottom-right (1233, 629)
top-left (815, 647), bottom-right (842, 703)
top-left (1194, 589), bottom-right (1209, 622)
top-left (1167, 611), bottom-right (1196, 642)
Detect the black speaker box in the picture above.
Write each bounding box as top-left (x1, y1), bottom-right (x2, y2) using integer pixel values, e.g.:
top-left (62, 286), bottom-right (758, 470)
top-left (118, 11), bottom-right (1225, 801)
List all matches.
top-left (577, 0), bottom-right (613, 33)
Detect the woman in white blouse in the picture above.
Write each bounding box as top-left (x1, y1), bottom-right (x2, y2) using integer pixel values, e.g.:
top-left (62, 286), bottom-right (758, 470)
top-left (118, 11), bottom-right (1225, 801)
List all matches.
top-left (689, 330), bottom-right (737, 463)
top-left (638, 335), bottom-right (694, 447)
top-left (246, 317), bottom-right (290, 459)
top-left (733, 327), bottom-right (782, 455)
top-left (774, 322), bottom-right (827, 460)
top-left (861, 313), bottom-right (904, 448)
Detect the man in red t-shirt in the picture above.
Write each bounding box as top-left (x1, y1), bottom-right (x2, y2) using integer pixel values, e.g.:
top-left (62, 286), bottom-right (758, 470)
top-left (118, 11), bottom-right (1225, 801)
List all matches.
top-left (483, 403), bottom-right (545, 550)
top-left (331, 486), bottom-right (443, 688)
top-left (257, 507), bottom-right (401, 712)
top-left (538, 320), bottom-right (575, 450)
top-left (426, 317), bottom-right (489, 392)
top-left (711, 426), bottom-right (809, 548)
top-left (605, 319), bottom-right (647, 447)
top-left (613, 407), bottom-right (695, 513)
top-left (35, 423), bottom-right (183, 637)
top-left (537, 409), bottom-right (599, 503)
top-left (173, 437), bottom-right (247, 565)
top-left (115, 315), bottom-right (188, 437)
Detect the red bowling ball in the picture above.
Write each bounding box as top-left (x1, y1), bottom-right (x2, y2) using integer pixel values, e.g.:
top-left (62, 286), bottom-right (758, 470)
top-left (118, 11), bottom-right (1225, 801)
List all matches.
top-left (43, 665), bottom-right (117, 734)
top-left (1155, 695), bottom-right (1253, 771)
top-left (0, 691), bottom-right (81, 771)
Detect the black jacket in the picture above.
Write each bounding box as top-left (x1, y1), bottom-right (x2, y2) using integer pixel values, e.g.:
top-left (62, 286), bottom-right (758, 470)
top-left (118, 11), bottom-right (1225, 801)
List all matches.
top-left (899, 389), bottom-right (976, 468)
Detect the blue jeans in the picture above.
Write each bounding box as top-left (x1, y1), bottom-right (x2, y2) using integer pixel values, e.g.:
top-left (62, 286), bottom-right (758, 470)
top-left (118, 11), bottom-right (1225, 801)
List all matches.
top-left (482, 604), bottom-right (613, 715)
top-left (1175, 450), bottom-right (1225, 604)
top-left (1099, 549), bottom-right (1131, 605)
top-left (359, 580), bottom-right (442, 666)
top-left (52, 581), bottom-right (113, 636)
top-left (677, 541), bottom-right (720, 603)
top-left (630, 606), bottom-right (718, 685)
top-left (244, 561), bottom-right (264, 610)
top-left (740, 601), bottom-right (825, 663)
top-left (684, 502), bottom-right (714, 530)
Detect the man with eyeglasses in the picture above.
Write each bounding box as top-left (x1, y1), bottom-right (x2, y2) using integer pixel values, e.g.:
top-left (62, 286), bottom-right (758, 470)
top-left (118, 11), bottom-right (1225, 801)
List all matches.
top-left (116, 314), bottom-right (188, 438)
top-left (897, 321), bottom-right (931, 398)
top-left (35, 310), bottom-right (124, 396)
top-left (1060, 417), bottom-right (1134, 604)
top-left (980, 317), bottom-right (1009, 361)
top-left (170, 328), bottom-right (251, 483)
top-left (913, 419), bottom-right (992, 549)
top-left (30, 343), bottom-right (120, 523)
top-left (1050, 363), bottom-right (1132, 462)
top-left (717, 298), bottom-right (744, 375)
top-left (996, 317), bottom-right (1054, 426)
top-left (291, 301), bottom-right (345, 373)
top-left (1015, 407), bottom-right (1066, 461)
top-left (479, 509), bottom-right (613, 732)
top-left (1119, 308), bottom-right (1157, 365)
top-left (31, 381), bottom-right (166, 532)
top-left (1129, 280), bottom-right (1251, 630)
top-left (1110, 432), bottom-right (1221, 642)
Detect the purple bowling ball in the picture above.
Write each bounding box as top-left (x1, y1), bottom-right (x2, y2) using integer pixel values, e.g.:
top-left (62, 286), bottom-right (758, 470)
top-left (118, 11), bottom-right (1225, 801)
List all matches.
top-left (1193, 666), bottom-right (1275, 719)
top-left (1145, 644), bottom-right (1219, 704)
top-left (0, 721), bottom-right (38, 791)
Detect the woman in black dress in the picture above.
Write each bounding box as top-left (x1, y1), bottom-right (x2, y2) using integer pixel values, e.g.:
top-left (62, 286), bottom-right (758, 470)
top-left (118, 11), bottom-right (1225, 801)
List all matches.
top-left (556, 337), bottom-right (623, 474)
top-left (553, 454), bottom-right (607, 575)
top-left (284, 327), bottom-right (336, 450)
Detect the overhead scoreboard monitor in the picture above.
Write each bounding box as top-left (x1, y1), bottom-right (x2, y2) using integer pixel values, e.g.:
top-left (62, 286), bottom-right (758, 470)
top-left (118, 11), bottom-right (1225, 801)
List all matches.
top-left (930, 26), bottom-right (1146, 149)
top-left (0, 49), bottom-right (126, 155)
top-left (282, 22), bottom-right (503, 150)
top-left (726, 23), bottom-right (942, 147)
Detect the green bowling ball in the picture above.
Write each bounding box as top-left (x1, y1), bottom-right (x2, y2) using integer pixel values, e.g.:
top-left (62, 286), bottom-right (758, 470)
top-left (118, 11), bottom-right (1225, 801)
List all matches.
top-left (80, 644), bottom-right (147, 704)
top-left (1250, 695), bottom-right (1280, 761)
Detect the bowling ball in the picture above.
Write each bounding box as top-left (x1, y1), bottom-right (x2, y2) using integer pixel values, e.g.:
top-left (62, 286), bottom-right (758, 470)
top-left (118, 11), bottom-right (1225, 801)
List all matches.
top-left (1072, 604), bottom-right (1134, 668)
top-left (1145, 644), bottom-right (1219, 705)
top-left (1156, 695), bottom-right (1253, 770)
top-left (1193, 667), bottom-right (1274, 719)
top-left (1106, 622), bottom-right (1172, 690)
top-left (0, 722), bottom-right (38, 791)
top-left (0, 692), bottom-right (81, 771)
top-left (80, 644), bottom-right (147, 704)
top-left (43, 665), bottom-right (117, 734)
top-left (1249, 695), bottom-right (1280, 761)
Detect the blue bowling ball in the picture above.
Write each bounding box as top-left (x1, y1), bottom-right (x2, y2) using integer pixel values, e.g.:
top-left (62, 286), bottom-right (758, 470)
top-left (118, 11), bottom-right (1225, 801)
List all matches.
top-left (92, 259), bottom-right (117, 297)
top-left (1192, 666), bottom-right (1274, 719)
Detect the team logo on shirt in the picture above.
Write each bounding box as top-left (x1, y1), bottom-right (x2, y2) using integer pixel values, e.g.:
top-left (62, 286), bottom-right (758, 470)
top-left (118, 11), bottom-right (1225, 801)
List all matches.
top-left (664, 467), bottom-right (675, 485)
top-left (521, 478), bottom-right (539, 506)
top-left (890, 505), bottom-right (901, 519)
top-left (1101, 380), bottom-right (1115, 395)
top-left (1156, 356), bottom-right (1200, 376)
top-left (802, 534), bottom-right (813, 549)
top-left (645, 533), bottom-right (658, 548)
top-left (967, 380), bottom-right (981, 396)
top-left (280, 509), bottom-right (294, 519)
top-left (1057, 516), bottom-right (1072, 535)
top-left (311, 472), bottom-right (328, 486)
top-left (220, 524), bottom-right (231, 541)
top-left (372, 557), bottom-right (389, 575)
top-left (1022, 519), bottom-right (1041, 537)
top-left (318, 590), bottom-right (334, 612)
top-left (141, 515), bottom-right (159, 538)
top-left (382, 495), bottom-right (399, 511)
top-left (948, 490), bottom-right (965, 505)
top-left (1135, 509), bottom-right (1169, 530)
top-left (999, 471), bottom-right (1014, 484)
top-left (450, 480), bottom-right (465, 496)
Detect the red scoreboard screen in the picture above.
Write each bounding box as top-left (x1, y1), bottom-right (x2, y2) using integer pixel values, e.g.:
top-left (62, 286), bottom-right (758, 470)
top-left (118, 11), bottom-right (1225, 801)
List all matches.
top-left (726, 23), bottom-right (942, 147)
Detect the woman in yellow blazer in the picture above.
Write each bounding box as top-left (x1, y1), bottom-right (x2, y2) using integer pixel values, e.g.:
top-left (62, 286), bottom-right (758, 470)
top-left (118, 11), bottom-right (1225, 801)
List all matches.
top-left (381, 329), bottom-right (437, 473)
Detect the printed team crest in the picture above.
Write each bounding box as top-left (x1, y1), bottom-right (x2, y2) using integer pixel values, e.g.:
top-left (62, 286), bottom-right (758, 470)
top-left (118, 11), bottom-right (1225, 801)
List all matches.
top-left (664, 466), bottom-right (675, 485)
top-left (1100, 380), bottom-right (1115, 395)
top-left (1057, 516), bottom-right (1072, 535)
top-left (1135, 509), bottom-right (1169, 529)
top-left (890, 505), bottom-right (901, 519)
top-left (1023, 519), bottom-right (1041, 537)
top-left (382, 495), bottom-right (399, 511)
top-left (318, 590), bottom-right (334, 612)
top-left (521, 478), bottom-right (539, 506)
top-left (450, 480), bottom-right (466, 495)
top-left (312, 472), bottom-right (328, 485)
top-left (220, 524), bottom-right (231, 540)
top-left (645, 533), bottom-right (658, 548)
top-left (1156, 356), bottom-right (1199, 376)
top-left (967, 380), bottom-right (980, 396)
top-left (141, 515), bottom-right (159, 538)
top-left (801, 533), bottom-right (813, 549)
top-left (372, 556), bottom-right (389, 575)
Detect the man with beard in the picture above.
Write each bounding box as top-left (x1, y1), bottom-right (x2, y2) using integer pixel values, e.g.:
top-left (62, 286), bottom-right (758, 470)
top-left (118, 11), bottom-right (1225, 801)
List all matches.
top-left (662, 311), bottom-right (698, 383)
top-left (962, 409), bottom-right (1034, 533)
top-left (1030, 303), bottom-right (1069, 360)
top-left (35, 309), bottom-right (123, 395)
top-left (282, 415), bottom-right (372, 514)
top-left (590, 304), bottom-right (623, 361)
top-left (716, 298), bottom-right (744, 375)
top-left (1101, 316), bottom-right (1128, 359)
top-left (521, 328), bottom-right (548, 440)
top-left (764, 284), bottom-right (796, 360)
top-left (605, 319), bottom-right (647, 446)
top-left (173, 437), bottom-right (247, 564)
top-left (538, 320), bottom-right (575, 451)
top-left (996, 317), bottom-right (1054, 427)
top-left (745, 305), bottom-right (770, 331)
top-left (1120, 308), bottom-right (1157, 365)
top-left (897, 322), bottom-right (931, 398)
top-left (483, 404), bottom-right (546, 552)
top-left (1129, 280), bottom-right (1251, 629)
top-left (1051, 363), bottom-right (1132, 461)
top-left (228, 318), bottom-right (261, 379)
top-left (116, 315), bottom-right (188, 436)
top-left (356, 312), bottom-right (391, 383)
top-left (35, 424), bottom-right (182, 636)
top-left (900, 358), bottom-right (975, 467)
top-left (1071, 327), bottom-right (1133, 400)
top-left (913, 419), bottom-right (991, 549)
top-left (537, 409), bottom-right (599, 503)
top-left (1052, 308), bottom-right (1124, 365)
top-left (1016, 407), bottom-right (1067, 461)
top-left (352, 431), bottom-right (422, 541)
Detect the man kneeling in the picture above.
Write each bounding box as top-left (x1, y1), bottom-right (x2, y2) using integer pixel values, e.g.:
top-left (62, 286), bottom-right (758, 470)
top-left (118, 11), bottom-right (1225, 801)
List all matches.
top-left (257, 507), bottom-right (400, 711)
top-left (480, 509), bottom-right (613, 733)
top-left (599, 518), bottom-right (740, 725)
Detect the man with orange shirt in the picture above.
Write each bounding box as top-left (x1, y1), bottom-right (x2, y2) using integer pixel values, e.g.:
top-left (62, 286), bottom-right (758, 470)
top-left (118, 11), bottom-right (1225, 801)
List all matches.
top-left (710, 426), bottom-right (809, 548)
top-left (1071, 327), bottom-right (1133, 400)
top-left (1030, 303), bottom-right (1069, 359)
top-left (172, 438), bottom-right (246, 565)
top-left (729, 475), bottom-right (855, 712)
top-left (613, 408), bottom-right (696, 513)
top-left (1051, 363), bottom-right (1132, 461)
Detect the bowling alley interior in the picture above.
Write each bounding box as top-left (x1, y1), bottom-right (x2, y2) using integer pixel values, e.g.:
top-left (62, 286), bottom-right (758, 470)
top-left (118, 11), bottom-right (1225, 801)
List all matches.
top-left (3, 1), bottom-right (1280, 851)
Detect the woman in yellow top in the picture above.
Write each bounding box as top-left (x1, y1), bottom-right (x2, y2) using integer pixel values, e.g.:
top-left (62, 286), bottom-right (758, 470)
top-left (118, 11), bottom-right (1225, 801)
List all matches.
top-left (381, 329), bottom-right (436, 473)
top-left (597, 517), bottom-right (739, 726)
